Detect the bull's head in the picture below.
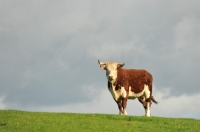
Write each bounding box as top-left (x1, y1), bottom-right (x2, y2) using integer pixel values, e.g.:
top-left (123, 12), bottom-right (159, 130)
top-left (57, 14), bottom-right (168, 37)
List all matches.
top-left (98, 60), bottom-right (125, 83)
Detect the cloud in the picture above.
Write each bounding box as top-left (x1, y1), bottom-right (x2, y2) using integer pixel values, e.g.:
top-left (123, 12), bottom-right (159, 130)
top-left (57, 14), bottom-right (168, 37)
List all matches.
top-left (152, 88), bottom-right (200, 119)
top-left (175, 15), bottom-right (200, 50)
top-left (170, 0), bottom-right (200, 16)
top-left (88, 40), bottom-right (142, 60)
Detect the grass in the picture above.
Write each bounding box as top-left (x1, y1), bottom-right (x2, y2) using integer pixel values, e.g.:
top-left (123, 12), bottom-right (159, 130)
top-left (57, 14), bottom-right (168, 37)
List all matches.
top-left (0, 110), bottom-right (199, 132)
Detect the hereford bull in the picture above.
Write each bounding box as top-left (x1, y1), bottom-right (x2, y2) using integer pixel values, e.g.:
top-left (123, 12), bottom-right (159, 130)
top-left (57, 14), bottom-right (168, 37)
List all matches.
top-left (98, 60), bottom-right (158, 117)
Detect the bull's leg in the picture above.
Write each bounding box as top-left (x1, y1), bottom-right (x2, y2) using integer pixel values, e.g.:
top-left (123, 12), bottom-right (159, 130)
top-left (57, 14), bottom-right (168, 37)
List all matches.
top-left (138, 96), bottom-right (149, 117)
top-left (138, 96), bottom-right (146, 108)
top-left (122, 97), bottom-right (128, 115)
top-left (144, 99), bottom-right (150, 117)
top-left (144, 89), bottom-right (151, 117)
top-left (116, 101), bottom-right (123, 115)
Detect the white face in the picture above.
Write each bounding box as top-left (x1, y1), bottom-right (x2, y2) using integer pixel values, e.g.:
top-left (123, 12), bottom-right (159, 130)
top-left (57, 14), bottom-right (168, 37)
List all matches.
top-left (99, 61), bottom-right (124, 83)
top-left (105, 62), bottom-right (118, 82)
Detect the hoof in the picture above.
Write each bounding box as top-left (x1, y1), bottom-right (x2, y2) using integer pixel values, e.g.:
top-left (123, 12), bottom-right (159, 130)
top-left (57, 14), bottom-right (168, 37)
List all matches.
top-left (145, 114), bottom-right (151, 117)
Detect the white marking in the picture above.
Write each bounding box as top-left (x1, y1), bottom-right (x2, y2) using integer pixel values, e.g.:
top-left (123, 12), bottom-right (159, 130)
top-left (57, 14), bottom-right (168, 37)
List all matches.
top-left (109, 84), bottom-right (150, 102)
top-left (143, 85), bottom-right (151, 117)
top-left (119, 111), bottom-right (123, 115)
top-left (128, 84), bottom-right (150, 99)
top-left (123, 108), bottom-right (127, 115)
top-left (145, 102), bottom-right (150, 117)
top-left (105, 62), bottom-right (118, 83)
top-left (109, 85), bottom-right (127, 101)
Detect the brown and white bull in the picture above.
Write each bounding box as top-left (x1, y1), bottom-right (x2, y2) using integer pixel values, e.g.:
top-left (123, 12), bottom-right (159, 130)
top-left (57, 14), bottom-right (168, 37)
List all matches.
top-left (98, 60), bottom-right (158, 117)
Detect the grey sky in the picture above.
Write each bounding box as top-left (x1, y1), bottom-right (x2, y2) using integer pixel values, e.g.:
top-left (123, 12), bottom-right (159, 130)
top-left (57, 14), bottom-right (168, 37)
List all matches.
top-left (0, 0), bottom-right (200, 119)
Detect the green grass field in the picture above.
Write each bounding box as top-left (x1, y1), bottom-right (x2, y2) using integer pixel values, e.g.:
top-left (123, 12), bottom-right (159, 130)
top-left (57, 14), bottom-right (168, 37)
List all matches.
top-left (0, 110), bottom-right (199, 132)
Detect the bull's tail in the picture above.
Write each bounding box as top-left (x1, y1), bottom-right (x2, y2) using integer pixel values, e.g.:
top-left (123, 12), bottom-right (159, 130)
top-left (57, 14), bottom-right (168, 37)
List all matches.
top-left (151, 96), bottom-right (158, 104)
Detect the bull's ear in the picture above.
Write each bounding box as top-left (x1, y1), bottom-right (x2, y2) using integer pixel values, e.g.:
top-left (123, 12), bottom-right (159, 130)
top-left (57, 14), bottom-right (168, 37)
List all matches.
top-left (100, 64), bottom-right (106, 70)
top-left (117, 63), bottom-right (125, 69)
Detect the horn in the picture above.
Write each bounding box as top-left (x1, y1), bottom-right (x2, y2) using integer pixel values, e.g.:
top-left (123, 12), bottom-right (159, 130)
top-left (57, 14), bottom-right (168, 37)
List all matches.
top-left (98, 60), bottom-right (106, 65)
top-left (117, 62), bottom-right (125, 68)
top-left (118, 62), bottom-right (125, 66)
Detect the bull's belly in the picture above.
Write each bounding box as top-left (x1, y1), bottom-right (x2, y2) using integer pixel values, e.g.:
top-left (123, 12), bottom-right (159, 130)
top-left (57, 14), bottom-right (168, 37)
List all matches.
top-left (109, 84), bottom-right (149, 101)
top-left (128, 91), bottom-right (144, 99)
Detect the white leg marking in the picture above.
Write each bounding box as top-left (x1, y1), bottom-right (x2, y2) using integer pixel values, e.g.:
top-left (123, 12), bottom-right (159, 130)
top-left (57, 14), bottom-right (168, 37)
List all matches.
top-left (123, 109), bottom-right (127, 115)
top-left (145, 102), bottom-right (150, 117)
top-left (144, 85), bottom-right (151, 117)
top-left (119, 111), bottom-right (123, 115)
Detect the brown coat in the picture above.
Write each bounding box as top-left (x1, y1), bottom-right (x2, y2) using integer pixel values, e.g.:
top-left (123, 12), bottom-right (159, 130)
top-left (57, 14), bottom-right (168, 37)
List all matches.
top-left (108, 68), bottom-right (153, 96)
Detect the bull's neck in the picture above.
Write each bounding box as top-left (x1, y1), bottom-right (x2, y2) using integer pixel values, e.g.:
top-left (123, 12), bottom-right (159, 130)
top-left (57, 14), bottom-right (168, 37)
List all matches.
top-left (108, 81), bottom-right (116, 91)
top-left (110, 80), bottom-right (115, 85)
top-left (108, 79), bottom-right (117, 87)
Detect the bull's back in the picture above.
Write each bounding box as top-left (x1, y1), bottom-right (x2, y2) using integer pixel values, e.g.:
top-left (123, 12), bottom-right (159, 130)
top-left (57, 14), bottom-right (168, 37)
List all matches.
top-left (117, 69), bottom-right (153, 93)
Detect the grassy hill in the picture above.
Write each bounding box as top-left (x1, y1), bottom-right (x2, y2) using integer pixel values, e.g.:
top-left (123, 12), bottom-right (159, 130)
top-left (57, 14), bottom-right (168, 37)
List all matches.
top-left (0, 110), bottom-right (199, 132)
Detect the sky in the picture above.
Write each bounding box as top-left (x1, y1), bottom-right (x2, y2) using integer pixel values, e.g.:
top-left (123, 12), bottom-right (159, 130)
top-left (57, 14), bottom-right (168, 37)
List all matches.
top-left (1, 0), bottom-right (200, 119)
